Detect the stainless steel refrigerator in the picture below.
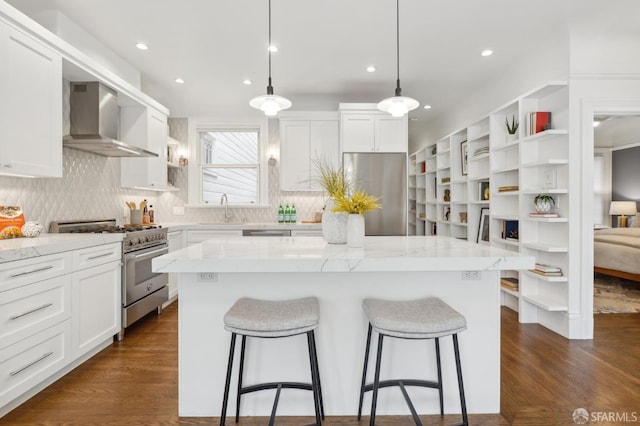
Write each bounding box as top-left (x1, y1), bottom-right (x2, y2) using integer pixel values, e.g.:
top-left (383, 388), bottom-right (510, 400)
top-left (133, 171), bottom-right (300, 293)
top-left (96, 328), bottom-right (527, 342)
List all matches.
top-left (343, 152), bottom-right (407, 236)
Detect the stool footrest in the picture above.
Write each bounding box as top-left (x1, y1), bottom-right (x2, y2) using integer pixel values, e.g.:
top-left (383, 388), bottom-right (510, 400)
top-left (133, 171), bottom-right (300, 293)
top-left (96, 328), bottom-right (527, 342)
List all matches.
top-left (241, 381), bottom-right (313, 395)
top-left (363, 378), bottom-right (439, 393)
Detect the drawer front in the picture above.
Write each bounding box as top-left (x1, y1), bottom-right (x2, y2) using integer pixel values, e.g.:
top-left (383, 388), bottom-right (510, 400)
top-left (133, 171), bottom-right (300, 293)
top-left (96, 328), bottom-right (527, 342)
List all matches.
top-left (0, 252), bottom-right (71, 293)
top-left (73, 242), bottom-right (121, 271)
top-left (0, 320), bottom-right (71, 408)
top-left (0, 275), bottom-right (71, 350)
top-left (291, 230), bottom-right (322, 236)
top-left (186, 230), bottom-right (242, 244)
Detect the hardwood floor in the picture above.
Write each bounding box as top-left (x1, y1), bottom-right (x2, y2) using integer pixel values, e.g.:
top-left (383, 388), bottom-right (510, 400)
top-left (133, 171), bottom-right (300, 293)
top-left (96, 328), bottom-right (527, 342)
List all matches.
top-left (1, 304), bottom-right (639, 425)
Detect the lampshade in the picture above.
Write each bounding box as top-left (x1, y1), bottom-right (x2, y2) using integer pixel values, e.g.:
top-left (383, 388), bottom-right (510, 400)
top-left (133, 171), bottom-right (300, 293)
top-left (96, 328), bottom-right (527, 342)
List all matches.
top-left (377, 0), bottom-right (419, 117)
top-left (609, 201), bottom-right (637, 216)
top-left (249, 0), bottom-right (291, 116)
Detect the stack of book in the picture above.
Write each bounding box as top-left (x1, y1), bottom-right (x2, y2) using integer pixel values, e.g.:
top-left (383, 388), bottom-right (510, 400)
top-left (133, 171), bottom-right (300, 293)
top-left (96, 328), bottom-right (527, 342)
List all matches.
top-left (498, 185), bottom-right (519, 192)
top-left (530, 263), bottom-right (562, 276)
top-left (473, 146), bottom-right (490, 157)
top-left (529, 212), bottom-right (559, 218)
top-left (526, 111), bottom-right (552, 136)
top-left (500, 277), bottom-right (519, 291)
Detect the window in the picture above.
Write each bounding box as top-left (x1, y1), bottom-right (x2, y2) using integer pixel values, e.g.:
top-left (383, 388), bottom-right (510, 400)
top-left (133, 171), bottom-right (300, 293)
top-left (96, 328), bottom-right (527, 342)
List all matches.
top-left (199, 129), bottom-right (261, 204)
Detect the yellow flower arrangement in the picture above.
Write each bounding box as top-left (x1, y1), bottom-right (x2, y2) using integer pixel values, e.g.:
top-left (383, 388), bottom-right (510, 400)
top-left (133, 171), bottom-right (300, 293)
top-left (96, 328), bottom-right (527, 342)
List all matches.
top-left (313, 158), bottom-right (348, 198)
top-left (333, 189), bottom-right (381, 215)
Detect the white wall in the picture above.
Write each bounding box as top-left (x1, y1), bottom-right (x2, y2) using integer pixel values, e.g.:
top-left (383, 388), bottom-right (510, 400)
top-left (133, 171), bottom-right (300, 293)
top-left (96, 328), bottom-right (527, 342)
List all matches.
top-left (28, 10), bottom-right (141, 88)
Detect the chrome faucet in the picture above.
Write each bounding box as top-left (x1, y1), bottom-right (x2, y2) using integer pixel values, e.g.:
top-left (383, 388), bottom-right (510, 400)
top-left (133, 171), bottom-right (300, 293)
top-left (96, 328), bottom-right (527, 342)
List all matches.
top-left (220, 194), bottom-right (232, 222)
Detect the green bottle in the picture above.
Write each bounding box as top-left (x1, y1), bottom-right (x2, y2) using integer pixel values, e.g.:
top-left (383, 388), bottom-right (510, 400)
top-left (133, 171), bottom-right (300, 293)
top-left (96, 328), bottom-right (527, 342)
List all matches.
top-left (291, 204), bottom-right (297, 223)
top-left (284, 204), bottom-right (291, 223)
top-left (278, 204), bottom-right (284, 223)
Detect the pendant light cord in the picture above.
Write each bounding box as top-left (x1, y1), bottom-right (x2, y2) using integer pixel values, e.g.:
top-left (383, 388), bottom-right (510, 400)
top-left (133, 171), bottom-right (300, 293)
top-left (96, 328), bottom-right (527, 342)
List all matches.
top-left (267, 0), bottom-right (274, 94)
top-left (395, 0), bottom-right (402, 96)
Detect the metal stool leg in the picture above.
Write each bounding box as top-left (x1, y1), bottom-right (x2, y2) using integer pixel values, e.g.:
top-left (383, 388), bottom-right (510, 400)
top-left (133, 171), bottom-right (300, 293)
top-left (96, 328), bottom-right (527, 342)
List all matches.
top-left (369, 333), bottom-right (384, 426)
top-left (357, 324), bottom-right (373, 420)
top-left (307, 332), bottom-right (322, 425)
top-left (434, 337), bottom-right (444, 416)
top-left (235, 335), bottom-right (246, 423)
top-left (310, 331), bottom-right (325, 420)
top-left (220, 333), bottom-right (237, 426)
top-left (453, 334), bottom-right (469, 426)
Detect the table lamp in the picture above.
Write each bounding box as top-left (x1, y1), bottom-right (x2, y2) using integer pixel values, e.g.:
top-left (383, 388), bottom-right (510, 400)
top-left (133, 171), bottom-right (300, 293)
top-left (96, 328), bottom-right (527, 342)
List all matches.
top-left (609, 201), bottom-right (637, 227)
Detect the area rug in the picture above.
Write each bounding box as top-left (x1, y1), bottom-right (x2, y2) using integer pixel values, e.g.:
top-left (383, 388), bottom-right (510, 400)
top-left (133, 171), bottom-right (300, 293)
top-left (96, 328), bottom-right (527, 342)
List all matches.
top-left (594, 273), bottom-right (640, 313)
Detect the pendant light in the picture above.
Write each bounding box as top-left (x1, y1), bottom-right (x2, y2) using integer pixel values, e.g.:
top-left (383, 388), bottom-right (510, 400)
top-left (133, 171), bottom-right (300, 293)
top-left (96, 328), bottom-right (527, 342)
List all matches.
top-left (249, 0), bottom-right (291, 116)
top-left (377, 0), bottom-right (419, 117)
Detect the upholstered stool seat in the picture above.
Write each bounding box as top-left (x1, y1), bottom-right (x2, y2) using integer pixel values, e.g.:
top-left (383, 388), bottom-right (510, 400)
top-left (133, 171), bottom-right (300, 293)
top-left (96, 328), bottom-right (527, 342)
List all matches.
top-left (358, 297), bottom-right (469, 426)
top-left (224, 296), bottom-right (319, 337)
top-left (220, 297), bottom-right (324, 426)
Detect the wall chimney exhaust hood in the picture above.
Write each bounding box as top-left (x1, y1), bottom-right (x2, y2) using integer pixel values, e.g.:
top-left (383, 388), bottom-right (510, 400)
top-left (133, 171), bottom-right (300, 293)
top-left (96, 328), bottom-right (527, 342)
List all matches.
top-left (63, 82), bottom-right (158, 157)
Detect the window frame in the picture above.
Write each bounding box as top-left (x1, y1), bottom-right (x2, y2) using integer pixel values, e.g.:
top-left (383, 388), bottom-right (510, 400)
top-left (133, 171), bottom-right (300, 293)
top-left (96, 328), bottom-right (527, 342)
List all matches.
top-left (187, 119), bottom-right (269, 207)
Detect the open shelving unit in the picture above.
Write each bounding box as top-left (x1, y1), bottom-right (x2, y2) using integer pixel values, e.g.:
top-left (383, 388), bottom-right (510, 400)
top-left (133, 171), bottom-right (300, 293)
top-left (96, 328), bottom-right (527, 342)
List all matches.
top-left (408, 81), bottom-right (573, 337)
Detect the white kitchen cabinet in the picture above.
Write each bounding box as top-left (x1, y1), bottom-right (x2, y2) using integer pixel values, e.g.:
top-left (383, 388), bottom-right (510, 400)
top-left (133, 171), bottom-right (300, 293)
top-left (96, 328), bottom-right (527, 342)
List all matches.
top-left (71, 260), bottom-right (121, 360)
top-left (0, 320), bottom-right (71, 410)
top-left (339, 104), bottom-right (408, 153)
top-left (279, 112), bottom-right (340, 191)
top-left (167, 230), bottom-right (184, 300)
top-left (0, 241), bottom-right (121, 413)
top-left (120, 107), bottom-right (169, 190)
top-left (0, 21), bottom-right (62, 178)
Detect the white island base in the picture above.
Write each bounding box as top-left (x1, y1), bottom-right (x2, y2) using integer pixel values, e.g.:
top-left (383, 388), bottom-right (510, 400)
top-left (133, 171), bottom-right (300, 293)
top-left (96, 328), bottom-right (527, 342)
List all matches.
top-left (154, 236), bottom-right (534, 418)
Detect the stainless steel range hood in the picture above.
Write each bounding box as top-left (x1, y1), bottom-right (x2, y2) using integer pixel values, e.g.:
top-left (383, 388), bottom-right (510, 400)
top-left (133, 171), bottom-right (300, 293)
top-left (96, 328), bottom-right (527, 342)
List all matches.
top-left (63, 82), bottom-right (158, 157)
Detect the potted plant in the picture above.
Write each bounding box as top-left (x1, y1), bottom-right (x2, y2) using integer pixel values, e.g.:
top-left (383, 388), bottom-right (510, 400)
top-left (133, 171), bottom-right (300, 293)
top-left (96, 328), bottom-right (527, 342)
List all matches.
top-left (313, 158), bottom-right (349, 243)
top-left (534, 194), bottom-right (555, 213)
top-left (332, 189), bottom-right (381, 248)
top-left (505, 115), bottom-right (519, 142)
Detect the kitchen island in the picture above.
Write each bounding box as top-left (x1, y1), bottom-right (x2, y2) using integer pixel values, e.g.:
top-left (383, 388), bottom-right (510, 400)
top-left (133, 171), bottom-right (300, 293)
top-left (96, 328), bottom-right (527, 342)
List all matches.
top-left (153, 236), bottom-right (534, 418)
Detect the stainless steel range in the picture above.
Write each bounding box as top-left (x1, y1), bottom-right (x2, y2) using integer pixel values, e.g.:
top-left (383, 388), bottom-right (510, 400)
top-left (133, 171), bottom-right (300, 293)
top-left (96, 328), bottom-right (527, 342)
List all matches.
top-left (49, 219), bottom-right (168, 340)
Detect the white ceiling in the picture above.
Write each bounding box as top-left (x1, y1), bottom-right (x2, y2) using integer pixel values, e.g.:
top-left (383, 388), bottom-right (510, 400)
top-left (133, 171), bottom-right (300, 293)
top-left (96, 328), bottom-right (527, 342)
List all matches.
top-left (6, 0), bottom-right (640, 134)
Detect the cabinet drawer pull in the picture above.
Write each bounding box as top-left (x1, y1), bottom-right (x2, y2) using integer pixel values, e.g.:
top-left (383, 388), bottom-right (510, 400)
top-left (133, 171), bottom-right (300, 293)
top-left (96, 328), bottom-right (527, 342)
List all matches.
top-left (9, 303), bottom-right (54, 320)
top-left (8, 265), bottom-right (54, 278)
top-left (9, 352), bottom-right (54, 376)
top-left (87, 252), bottom-right (113, 260)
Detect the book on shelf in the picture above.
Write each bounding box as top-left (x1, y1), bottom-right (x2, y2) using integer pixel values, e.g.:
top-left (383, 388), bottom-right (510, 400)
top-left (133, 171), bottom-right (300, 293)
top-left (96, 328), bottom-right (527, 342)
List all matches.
top-left (441, 177), bottom-right (450, 183)
top-left (527, 111), bottom-right (552, 135)
top-left (535, 263), bottom-right (561, 272)
top-left (529, 212), bottom-right (559, 218)
top-left (500, 277), bottom-right (519, 291)
top-left (502, 220), bottom-right (519, 240)
top-left (498, 185), bottom-right (519, 192)
top-left (529, 269), bottom-right (563, 277)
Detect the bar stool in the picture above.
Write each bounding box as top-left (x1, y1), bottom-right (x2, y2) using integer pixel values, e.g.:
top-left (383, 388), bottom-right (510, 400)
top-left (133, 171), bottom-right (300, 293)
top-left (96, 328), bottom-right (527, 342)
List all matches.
top-left (357, 297), bottom-right (468, 426)
top-left (220, 296), bottom-right (324, 426)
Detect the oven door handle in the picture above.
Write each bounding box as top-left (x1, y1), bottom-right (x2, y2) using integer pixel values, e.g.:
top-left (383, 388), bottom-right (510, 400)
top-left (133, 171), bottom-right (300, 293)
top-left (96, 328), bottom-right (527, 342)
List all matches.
top-left (125, 246), bottom-right (169, 262)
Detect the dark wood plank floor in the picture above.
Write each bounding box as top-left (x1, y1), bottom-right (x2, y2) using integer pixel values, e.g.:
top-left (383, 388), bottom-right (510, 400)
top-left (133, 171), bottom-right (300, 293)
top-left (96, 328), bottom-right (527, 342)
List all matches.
top-left (1, 304), bottom-right (639, 425)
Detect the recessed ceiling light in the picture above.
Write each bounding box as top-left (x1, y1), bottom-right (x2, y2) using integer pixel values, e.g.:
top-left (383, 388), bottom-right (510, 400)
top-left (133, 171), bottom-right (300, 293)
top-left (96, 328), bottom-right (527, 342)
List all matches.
top-left (366, 66), bottom-right (376, 73)
top-left (423, 105), bottom-right (432, 110)
top-left (481, 49), bottom-right (493, 57)
top-left (136, 42), bottom-right (149, 50)
top-left (175, 78), bottom-right (185, 84)
top-left (268, 45), bottom-right (278, 53)
top-left (243, 79), bottom-right (252, 85)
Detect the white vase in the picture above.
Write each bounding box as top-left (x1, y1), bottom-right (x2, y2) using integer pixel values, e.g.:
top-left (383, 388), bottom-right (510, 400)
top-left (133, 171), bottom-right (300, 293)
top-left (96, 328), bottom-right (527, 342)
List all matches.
top-left (506, 133), bottom-right (518, 143)
top-left (322, 198), bottom-right (348, 244)
top-left (347, 214), bottom-right (365, 248)
top-left (535, 199), bottom-right (552, 213)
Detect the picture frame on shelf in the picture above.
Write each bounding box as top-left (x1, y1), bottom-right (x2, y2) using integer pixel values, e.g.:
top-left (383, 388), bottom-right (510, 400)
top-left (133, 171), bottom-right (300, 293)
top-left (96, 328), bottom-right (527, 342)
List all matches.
top-left (477, 207), bottom-right (490, 244)
top-left (479, 181), bottom-right (490, 201)
top-left (460, 140), bottom-right (468, 176)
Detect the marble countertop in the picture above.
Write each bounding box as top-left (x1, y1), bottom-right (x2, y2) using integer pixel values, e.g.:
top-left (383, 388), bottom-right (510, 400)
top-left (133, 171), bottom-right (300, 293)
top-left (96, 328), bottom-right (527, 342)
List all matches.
top-left (0, 233), bottom-right (123, 264)
top-left (153, 235), bottom-right (535, 273)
